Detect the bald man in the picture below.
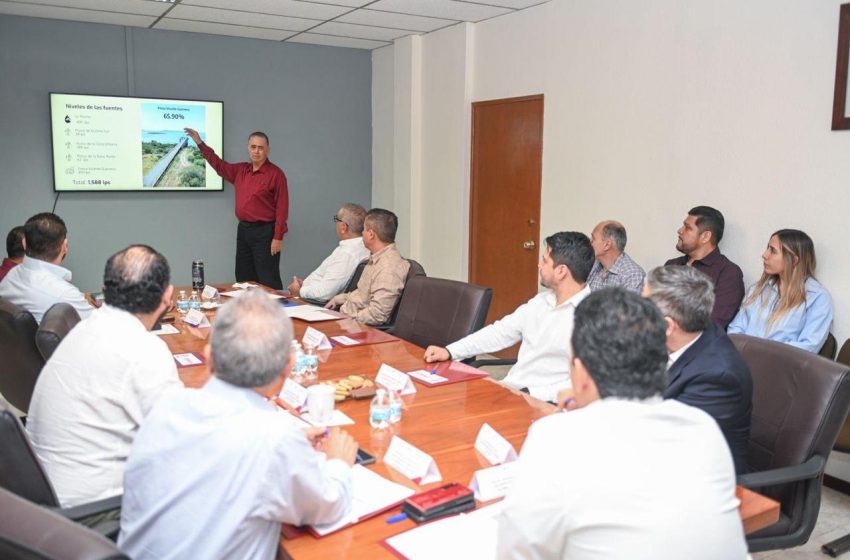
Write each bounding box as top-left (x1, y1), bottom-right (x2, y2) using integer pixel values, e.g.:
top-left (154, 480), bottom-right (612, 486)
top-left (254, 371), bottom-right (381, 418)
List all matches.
top-left (586, 220), bottom-right (645, 292)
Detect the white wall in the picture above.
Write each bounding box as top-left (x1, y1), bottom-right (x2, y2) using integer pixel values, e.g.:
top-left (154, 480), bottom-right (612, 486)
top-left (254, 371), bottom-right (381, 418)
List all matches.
top-left (373, 0), bottom-right (850, 477)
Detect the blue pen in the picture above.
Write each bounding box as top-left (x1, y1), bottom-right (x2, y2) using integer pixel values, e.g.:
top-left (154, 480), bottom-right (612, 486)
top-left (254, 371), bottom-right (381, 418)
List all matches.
top-left (386, 512), bottom-right (408, 524)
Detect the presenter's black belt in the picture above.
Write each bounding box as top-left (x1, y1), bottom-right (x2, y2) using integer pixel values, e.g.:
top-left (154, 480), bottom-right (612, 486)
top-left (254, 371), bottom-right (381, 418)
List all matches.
top-left (238, 220), bottom-right (274, 228)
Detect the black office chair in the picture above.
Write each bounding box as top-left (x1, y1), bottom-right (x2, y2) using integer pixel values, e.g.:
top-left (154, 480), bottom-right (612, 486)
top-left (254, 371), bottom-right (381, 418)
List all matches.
top-left (822, 338), bottom-right (850, 557)
top-left (299, 259), bottom-right (369, 307)
top-left (373, 258), bottom-right (426, 331)
top-left (391, 276), bottom-right (492, 349)
top-left (36, 303), bottom-right (81, 361)
top-left (0, 400), bottom-right (121, 539)
top-left (729, 334), bottom-right (850, 553)
top-left (0, 487), bottom-right (128, 560)
top-left (0, 299), bottom-right (45, 413)
top-left (820, 333), bottom-right (838, 360)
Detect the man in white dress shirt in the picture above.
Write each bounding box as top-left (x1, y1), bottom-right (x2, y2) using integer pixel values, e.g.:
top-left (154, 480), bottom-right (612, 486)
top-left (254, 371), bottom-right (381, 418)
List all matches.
top-left (497, 288), bottom-right (747, 560)
top-left (119, 290), bottom-right (358, 560)
top-left (287, 203), bottom-right (369, 301)
top-left (26, 245), bottom-right (180, 508)
top-left (424, 231), bottom-right (595, 402)
top-left (0, 212), bottom-right (93, 323)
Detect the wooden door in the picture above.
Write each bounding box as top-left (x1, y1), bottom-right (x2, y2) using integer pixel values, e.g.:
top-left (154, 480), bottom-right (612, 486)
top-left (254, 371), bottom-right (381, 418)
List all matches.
top-left (469, 95), bottom-right (543, 356)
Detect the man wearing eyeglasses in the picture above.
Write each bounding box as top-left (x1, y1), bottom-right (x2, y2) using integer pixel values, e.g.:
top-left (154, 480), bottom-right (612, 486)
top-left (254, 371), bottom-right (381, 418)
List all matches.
top-left (287, 204), bottom-right (369, 302)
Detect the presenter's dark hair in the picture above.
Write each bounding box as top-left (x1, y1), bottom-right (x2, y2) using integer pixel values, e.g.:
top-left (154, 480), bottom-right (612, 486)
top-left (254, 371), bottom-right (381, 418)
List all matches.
top-left (103, 245), bottom-right (170, 314)
top-left (365, 208), bottom-right (399, 243)
top-left (571, 288), bottom-right (669, 400)
top-left (248, 131), bottom-right (270, 146)
top-left (24, 213), bottom-right (67, 261)
top-left (545, 231), bottom-right (595, 283)
top-left (688, 206), bottom-right (725, 244)
top-left (6, 226), bottom-right (25, 259)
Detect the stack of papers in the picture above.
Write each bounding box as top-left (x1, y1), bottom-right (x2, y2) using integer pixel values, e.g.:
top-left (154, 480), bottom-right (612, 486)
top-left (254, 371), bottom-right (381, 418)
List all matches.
top-left (285, 305), bottom-right (344, 322)
top-left (383, 502), bottom-right (503, 559)
top-left (310, 465), bottom-right (415, 536)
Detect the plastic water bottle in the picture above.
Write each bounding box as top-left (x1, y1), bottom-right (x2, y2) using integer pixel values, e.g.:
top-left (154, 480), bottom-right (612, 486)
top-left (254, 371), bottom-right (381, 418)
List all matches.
top-left (304, 345), bottom-right (319, 382)
top-left (369, 388), bottom-right (391, 429)
top-left (177, 290), bottom-right (189, 315)
top-left (388, 390), bottom-right (403, 424)
top-left (189, 290), bottom-right (201, 311)
top-left (291, 341), bottom-right (306, 383)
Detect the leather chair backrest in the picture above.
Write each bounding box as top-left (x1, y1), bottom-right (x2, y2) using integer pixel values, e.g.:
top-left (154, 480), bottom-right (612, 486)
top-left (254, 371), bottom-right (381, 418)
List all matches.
top-left (36, 303), bottom-right (81, 361)
top-left (833, 338), bottom-right (850, 452)
top-left (730, 334), bottom-right (850, 529)
top-left (342, 260), bottom-right (368, 295)
top-left (0, 487), bottom-right (128, 560)
top-left (0, 299), bottom-right (45, 413)
top-left (383, 259), bottom-right (426, 328)
top-left (0, 400), bottom-right (58, 507)
top-left (393, 276), bottom-right (493, 349)
top-left (819, 333), bottom-right (837, 360)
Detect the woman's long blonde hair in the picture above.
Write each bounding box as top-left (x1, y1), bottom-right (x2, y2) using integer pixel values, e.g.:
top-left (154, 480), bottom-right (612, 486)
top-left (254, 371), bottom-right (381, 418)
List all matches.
top-left (744, 229), bottom-right (816, 328)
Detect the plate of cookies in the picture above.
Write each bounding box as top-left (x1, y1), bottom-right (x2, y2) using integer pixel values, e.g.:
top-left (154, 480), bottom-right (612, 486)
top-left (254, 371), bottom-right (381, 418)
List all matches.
top-left (320, 375), bottom-right (377, 402)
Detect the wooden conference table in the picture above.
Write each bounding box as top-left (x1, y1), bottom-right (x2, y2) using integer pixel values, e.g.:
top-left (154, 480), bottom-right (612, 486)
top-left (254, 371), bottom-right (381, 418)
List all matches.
top-left (162, 286), bottom-right (780, 559)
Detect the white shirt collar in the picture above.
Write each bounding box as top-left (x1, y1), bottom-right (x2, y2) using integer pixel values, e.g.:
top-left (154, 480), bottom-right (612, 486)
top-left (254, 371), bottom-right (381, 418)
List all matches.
top-left (339, 237), bottom-right (365, 248)
top-left (22, 255), bottom-right (72, 282)
top-left (667, 331), bottom-right (703, 369)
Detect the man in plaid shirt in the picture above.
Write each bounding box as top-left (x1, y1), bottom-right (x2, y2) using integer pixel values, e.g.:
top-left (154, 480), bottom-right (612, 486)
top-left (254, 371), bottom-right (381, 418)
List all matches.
top-left (587, 220), bottom-right (645, 293)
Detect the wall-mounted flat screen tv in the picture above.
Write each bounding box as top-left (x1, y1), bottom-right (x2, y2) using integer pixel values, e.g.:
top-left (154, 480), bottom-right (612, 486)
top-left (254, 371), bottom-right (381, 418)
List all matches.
top-left (50, 93), bottom-right (223, 192)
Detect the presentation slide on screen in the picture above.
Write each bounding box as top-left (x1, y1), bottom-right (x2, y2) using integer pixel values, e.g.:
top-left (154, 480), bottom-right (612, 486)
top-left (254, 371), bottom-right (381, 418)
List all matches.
top-left (50, 93), bottom-right (223, 192)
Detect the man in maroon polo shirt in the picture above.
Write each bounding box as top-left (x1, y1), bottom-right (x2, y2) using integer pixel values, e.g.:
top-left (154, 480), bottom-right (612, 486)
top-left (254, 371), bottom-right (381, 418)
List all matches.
top-left (184, 128), bottom-right (288, 290)
top-left (0, 226), bottom-right (25, 283)
top-left (665, 206), bottom-right (744, 330)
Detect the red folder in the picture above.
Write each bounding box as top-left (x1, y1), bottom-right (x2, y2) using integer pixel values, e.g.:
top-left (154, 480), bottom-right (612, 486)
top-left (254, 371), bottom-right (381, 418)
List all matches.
top-left (410, 361), bottom-right (490, 387)
top-left (333, 329), bottom-right (400, 346)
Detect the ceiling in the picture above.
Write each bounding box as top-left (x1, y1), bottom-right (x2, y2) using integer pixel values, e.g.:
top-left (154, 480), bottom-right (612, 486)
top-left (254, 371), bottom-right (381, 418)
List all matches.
top-left (0, 0), bottom-right (549, 50)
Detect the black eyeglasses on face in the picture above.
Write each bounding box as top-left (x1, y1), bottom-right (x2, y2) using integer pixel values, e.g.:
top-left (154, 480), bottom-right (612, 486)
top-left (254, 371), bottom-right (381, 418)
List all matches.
top-left (333, 215), bottom-right (348, 227)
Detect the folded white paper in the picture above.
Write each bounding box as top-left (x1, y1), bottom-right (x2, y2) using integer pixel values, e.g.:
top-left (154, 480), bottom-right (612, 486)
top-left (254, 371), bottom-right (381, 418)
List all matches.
top-left (273, 407), bottom-right (312, 429)
top-left (469, 461), bottom-right (519, 502)
top-left (375, 364), bottom-right (417, 396)
top-left (231, 282), bottom-right (256, 289)
top-left (201, 285), bottom-right (219, 299)
top-left (221, 289), bottom-right (284, 300)
top-left (331, 335), bottom-right (359, 346)
top-left (474, 423), bottom-right (517, 466)
top-left (173, 353), bottom-right (202, 366)
top-left (302, 409), bottom-right (355, 427)
top-left (182, 309), bottom-right (210, 328)
top-left (279, 378), bottom-right (308, 409)
top-left (303, 326), bottom-right (333, 350)
top-left (383, 436), bottom-right (441, 484)
top-left (152, 323), bottom-right (179, 335)
top-left (407, 369), bottom-right (449, 384)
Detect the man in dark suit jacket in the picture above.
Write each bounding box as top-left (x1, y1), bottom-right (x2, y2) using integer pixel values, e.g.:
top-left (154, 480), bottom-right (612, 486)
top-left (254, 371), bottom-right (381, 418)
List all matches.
top-left (645, 265), bottom-right (753, 474)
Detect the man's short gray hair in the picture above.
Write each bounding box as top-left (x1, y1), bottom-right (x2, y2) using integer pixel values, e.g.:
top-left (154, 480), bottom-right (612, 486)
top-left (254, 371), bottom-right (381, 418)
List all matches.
top-left (645, 265), bottom-right (715, 333)
top-left (340, 203), bottom-right (367, 235)
top-left (602, 221), bottom-right (628, 253)
top-left (211, 290), bottom-right (294, 388)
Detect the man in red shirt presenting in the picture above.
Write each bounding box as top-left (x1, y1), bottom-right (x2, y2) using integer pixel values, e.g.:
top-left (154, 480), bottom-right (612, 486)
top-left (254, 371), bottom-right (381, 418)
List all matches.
top-left (184, 128), bottom-right (288, 290)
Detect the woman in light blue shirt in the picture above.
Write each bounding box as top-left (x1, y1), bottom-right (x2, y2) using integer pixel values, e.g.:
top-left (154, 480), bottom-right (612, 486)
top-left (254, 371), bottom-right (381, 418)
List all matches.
top-left (728, 229), bottom-right (832, 353)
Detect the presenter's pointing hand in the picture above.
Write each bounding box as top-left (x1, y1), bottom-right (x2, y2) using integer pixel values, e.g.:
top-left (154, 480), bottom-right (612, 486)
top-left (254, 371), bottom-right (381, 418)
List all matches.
top-left (183, 128), bottom-right (202, 145)
top-left (424, 346), bottom-right (450, 363)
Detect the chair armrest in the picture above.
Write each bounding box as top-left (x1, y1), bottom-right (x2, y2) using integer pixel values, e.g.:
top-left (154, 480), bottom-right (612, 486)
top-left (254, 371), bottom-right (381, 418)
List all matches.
top-left (468, 358), bottom-right (518, 368)
top-left (737, 455), bottom-right (825, 488)
top-left (54, 494), bottom-right (122, 521)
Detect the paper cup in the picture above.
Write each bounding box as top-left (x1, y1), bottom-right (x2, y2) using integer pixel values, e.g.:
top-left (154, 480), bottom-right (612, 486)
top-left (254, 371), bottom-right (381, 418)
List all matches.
top-left (306, 384), bottom-right (335, 425)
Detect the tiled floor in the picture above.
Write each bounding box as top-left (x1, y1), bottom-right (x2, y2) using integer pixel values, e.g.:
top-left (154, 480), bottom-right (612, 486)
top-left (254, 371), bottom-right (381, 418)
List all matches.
top-left (752, 486), bottom-right (850, 559)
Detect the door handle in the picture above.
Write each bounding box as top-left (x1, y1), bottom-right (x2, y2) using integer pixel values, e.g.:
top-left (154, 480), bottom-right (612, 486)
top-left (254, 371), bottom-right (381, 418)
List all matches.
top-left (523, 240), bottom-right (536, 250)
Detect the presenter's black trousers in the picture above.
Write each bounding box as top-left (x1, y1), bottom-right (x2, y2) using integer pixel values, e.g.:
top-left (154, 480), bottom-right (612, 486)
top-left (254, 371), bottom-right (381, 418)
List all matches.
top-left (236, 221), bottom-right (282, 290)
